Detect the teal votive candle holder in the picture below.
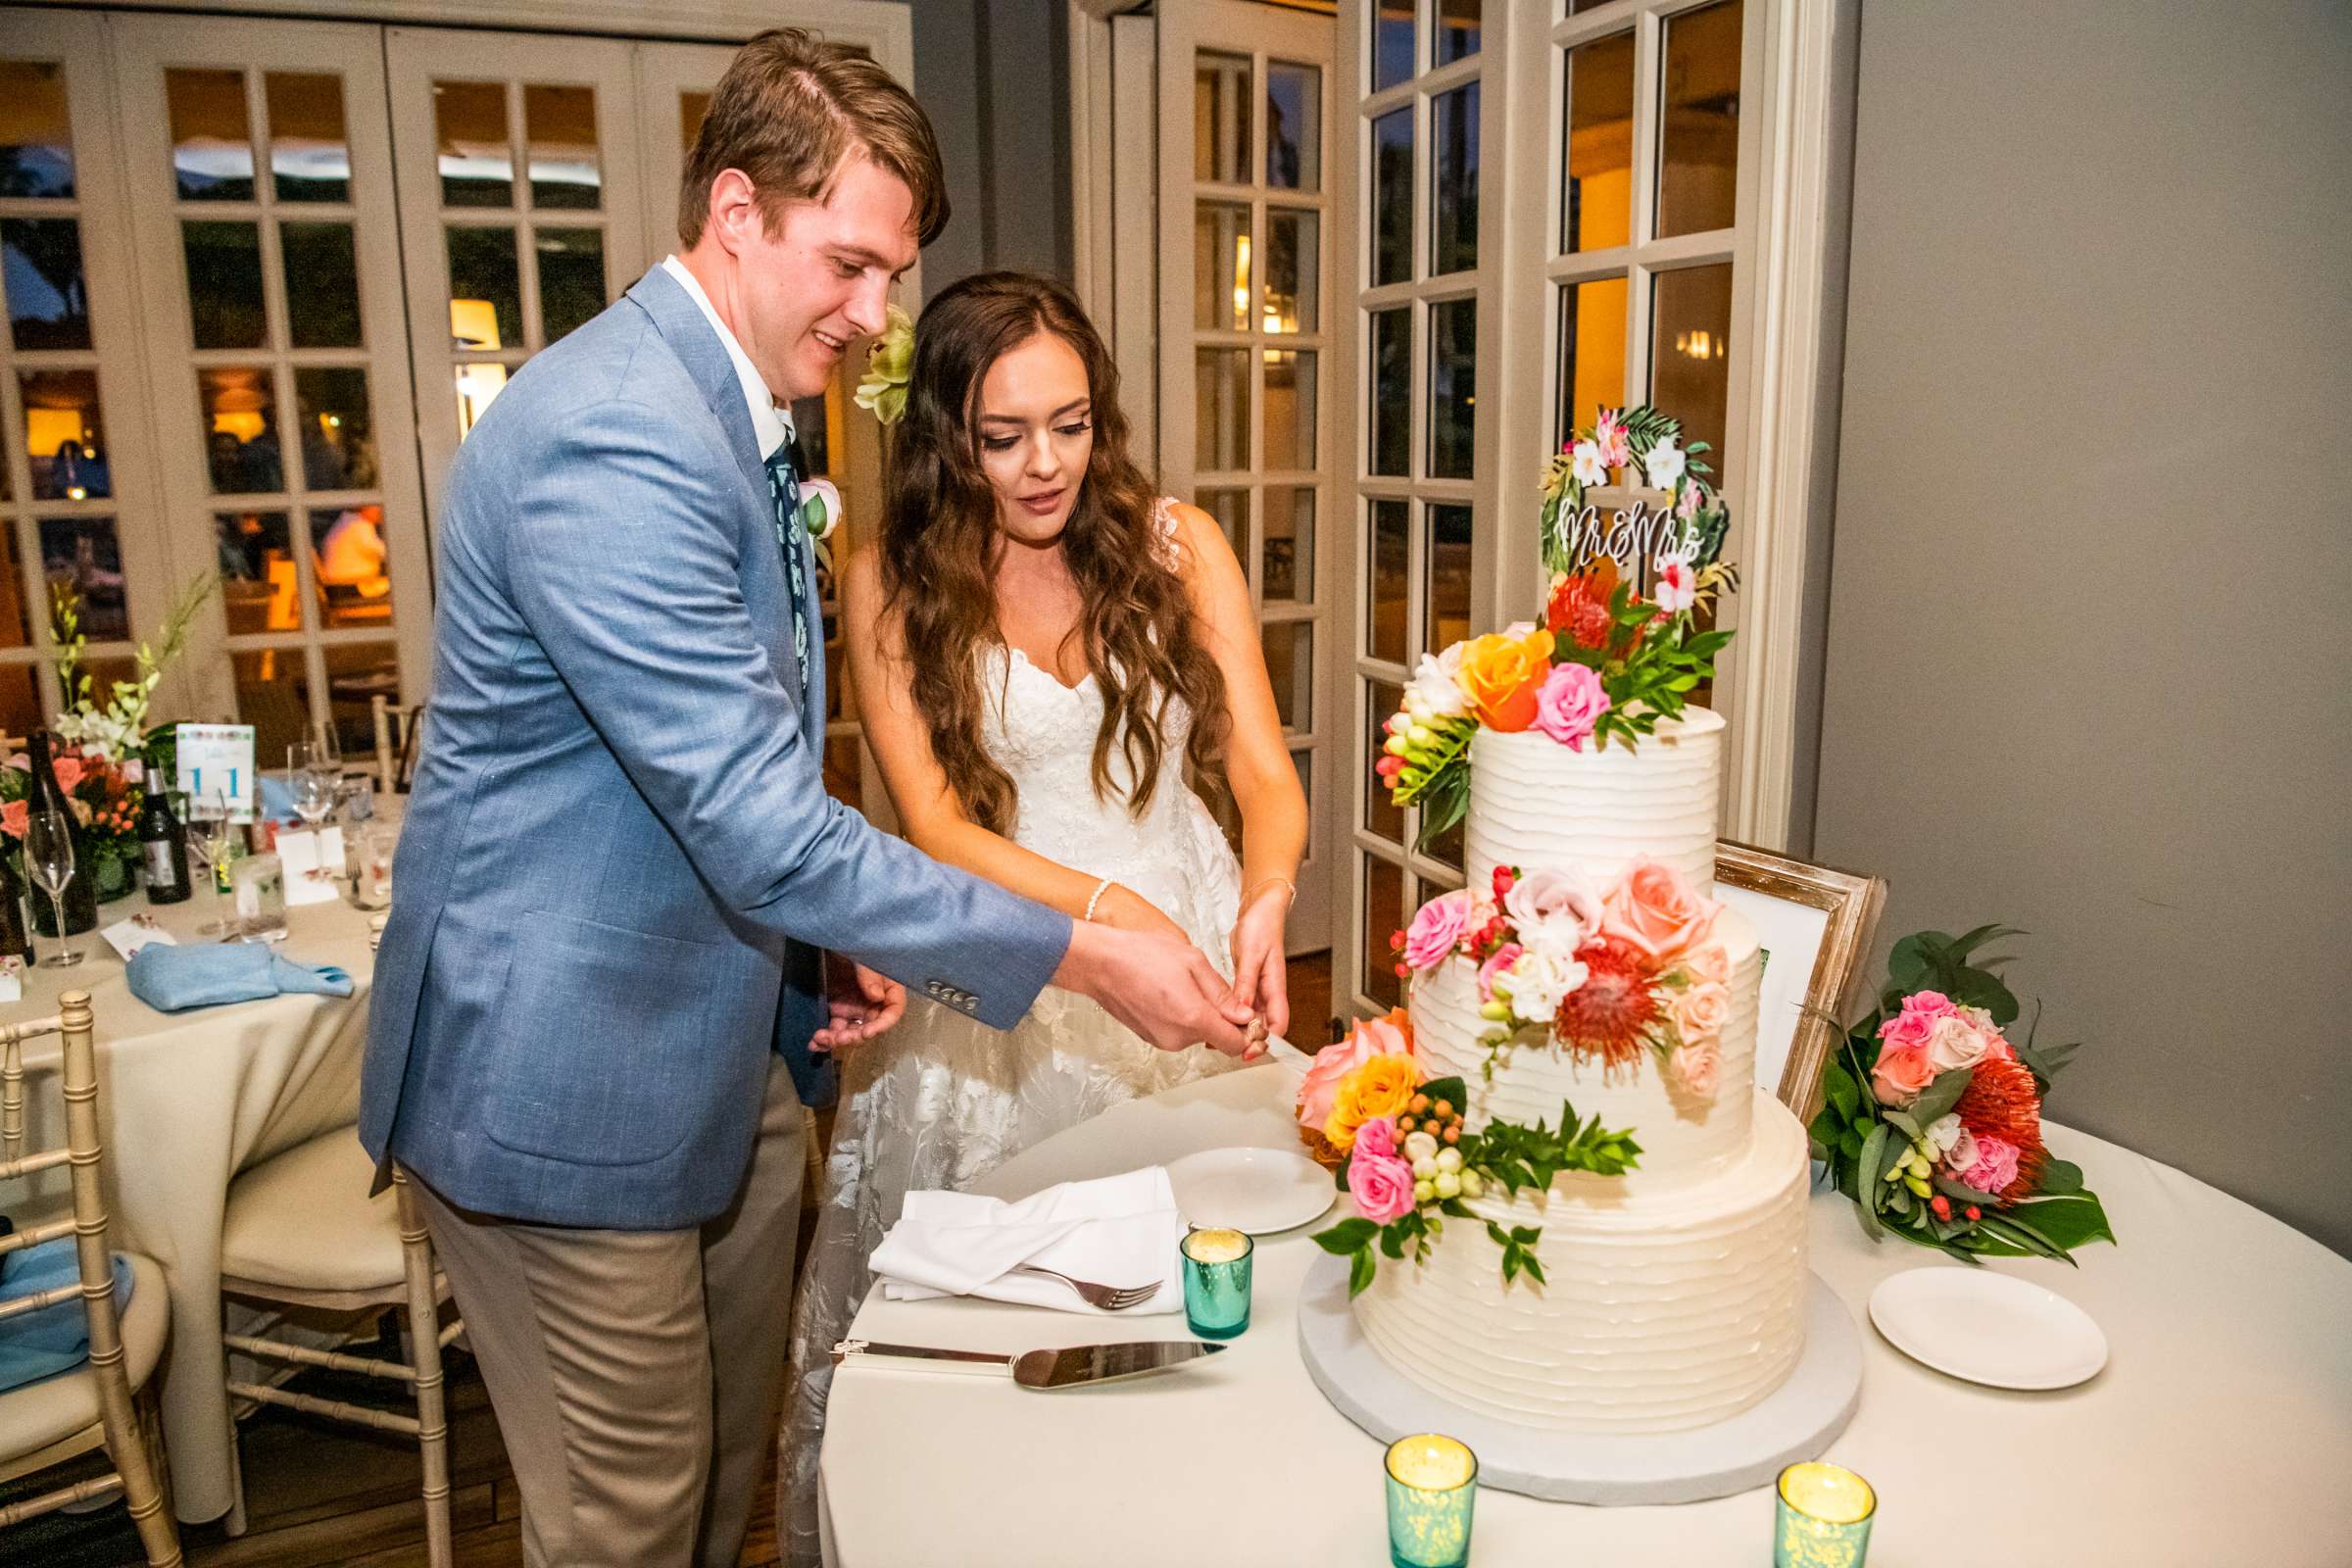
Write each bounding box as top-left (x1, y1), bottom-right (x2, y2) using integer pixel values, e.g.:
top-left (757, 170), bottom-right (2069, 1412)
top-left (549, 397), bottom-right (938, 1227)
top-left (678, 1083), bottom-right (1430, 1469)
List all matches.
top-left (1385, 1433), bottom-right (1477, 1568)
top-left (1775, 1461), bottom-right (1876, 1567)
top-left (1179, 1226), bottom-right (1252, 1339)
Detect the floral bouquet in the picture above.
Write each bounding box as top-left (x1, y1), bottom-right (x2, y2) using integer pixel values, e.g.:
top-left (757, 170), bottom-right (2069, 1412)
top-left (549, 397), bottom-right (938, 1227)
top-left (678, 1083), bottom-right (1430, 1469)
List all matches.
top-left (1379, 405), bottom-right (1736, 850)
top-left (49, 571), bottom-right (215, 764)
top-left (2, 743), bottom-right (144, 887)
top-left (1810, 926), bottom-right (2116, 1264)
top-left (1394, 858), bottom-right (1733, 1094)
top-left (1298, 1010), bottom-right (1641, 1296)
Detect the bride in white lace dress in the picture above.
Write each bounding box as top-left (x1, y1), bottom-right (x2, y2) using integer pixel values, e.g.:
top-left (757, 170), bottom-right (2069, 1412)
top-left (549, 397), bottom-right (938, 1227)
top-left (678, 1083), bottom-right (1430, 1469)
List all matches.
top-left (778, 272), bottom-right (1307, 1562)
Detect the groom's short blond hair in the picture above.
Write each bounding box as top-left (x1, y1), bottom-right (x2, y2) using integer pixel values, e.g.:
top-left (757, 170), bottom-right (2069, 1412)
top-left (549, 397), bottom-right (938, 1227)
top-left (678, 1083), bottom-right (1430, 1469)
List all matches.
top-left (678, 27), bottom-right (949, 248)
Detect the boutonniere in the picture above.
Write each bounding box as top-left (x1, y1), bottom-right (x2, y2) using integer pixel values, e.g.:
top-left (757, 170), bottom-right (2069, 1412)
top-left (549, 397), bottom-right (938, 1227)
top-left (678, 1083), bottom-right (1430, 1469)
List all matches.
top-left (799, 478), bottom-right (844, 571)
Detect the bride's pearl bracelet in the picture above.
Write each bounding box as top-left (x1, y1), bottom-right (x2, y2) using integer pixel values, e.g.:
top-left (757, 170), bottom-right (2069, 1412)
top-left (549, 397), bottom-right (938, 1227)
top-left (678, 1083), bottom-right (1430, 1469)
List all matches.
top-left (1083, 876), bottom-right (1117, 921)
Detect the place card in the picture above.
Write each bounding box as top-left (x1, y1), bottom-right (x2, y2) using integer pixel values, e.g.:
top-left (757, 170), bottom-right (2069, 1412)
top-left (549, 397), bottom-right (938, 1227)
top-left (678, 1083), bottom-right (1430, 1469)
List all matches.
top-left (101, 915), bottom-right (177, 963)
top-left (275, 827), bottom-right (347, 906)
top-left (0, 956), bottom-right (21, 1004)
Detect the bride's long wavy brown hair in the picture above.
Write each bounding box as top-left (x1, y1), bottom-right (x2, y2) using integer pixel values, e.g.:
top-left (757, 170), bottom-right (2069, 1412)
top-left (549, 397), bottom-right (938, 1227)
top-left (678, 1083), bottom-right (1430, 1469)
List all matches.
top-left (878, 271), bottom-right (1228, 835)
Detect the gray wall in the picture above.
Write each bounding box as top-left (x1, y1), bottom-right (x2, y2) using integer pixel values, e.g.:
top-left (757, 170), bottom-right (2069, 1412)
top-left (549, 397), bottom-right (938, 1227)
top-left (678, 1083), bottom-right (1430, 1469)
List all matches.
top-left (906, 0), bottom-right (1075, 296)
top-left (1813, 0), bottom-right (2352, 1253)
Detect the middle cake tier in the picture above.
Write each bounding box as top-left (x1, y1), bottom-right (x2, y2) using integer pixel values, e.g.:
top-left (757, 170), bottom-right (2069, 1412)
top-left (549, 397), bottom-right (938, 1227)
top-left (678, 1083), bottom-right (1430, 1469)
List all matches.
top-left (1409, 904), bottom-right (1765, 1195)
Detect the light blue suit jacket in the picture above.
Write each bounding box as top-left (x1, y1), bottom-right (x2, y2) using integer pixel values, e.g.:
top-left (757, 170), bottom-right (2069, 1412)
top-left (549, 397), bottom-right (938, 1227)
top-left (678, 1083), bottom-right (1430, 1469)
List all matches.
top-left (360, 267), bottom-right (1072, 1230)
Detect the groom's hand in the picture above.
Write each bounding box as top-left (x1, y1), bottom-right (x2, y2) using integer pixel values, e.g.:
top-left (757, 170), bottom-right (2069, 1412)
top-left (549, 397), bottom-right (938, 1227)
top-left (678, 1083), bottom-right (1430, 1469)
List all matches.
top-left (813, 954), bottom-right (906, 1053)
top-left (1053, 922), bottom-right (1259, 1057)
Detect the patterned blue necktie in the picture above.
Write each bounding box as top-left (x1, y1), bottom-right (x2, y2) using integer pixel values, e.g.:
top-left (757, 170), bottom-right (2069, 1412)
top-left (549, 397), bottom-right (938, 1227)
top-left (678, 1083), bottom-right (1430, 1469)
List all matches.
top-left (761, 446), bottom-right (813, 703)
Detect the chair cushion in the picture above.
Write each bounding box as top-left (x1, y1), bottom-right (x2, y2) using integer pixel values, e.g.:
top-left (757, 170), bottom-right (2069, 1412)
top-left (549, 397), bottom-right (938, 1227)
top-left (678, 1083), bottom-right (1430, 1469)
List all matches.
top-left (0, 1252), bottom-right (169, 1466)
top-left (220, 1129), bottom-right (406, 1294)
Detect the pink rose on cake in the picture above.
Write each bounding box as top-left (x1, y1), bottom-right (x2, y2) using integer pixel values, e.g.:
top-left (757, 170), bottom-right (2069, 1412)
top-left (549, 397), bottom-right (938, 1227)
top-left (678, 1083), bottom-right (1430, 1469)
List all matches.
top-left (1669, 1039), bottom-right (1720, 1095)
top-left (1532, 663), bottom-right (1611, 752)
top-left (1600, 859), bottom-right (1718, 963)
top-left (1401, 889), bottom-right (1476, 972)
top-left (1346, 1119), bottom-right (1419, 1224)
top-left (1501, 867), bottom-right (1602, 948)
top-left (1297, 1008), bottom-right (1415, 1138)
top-left (1672, 980), bottom-right (1732, 1045)
top-left (1680, 939), bottom-right (1732, 985)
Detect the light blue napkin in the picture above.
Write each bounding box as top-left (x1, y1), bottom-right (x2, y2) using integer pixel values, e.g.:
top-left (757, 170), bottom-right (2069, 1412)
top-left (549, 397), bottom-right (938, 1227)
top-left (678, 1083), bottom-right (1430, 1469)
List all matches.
top-left (126, 942), bottom-right (354, 1013)
top-left (0, 1238), bottom-right (133, 1394)
top-left (258, 770), bottom-right (297, 824)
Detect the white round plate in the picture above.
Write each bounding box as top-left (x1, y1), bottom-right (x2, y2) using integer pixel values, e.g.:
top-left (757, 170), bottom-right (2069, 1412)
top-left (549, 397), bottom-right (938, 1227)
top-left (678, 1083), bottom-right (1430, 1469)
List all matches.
top-left (1166, 1147), bottom-right (1334, 1235)
top-left (1868, 1266), bottom-right (2107, 1390)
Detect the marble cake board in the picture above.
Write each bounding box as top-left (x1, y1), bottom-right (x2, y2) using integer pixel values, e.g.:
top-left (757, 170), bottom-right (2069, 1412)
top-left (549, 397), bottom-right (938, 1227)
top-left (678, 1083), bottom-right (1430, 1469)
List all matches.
top-left (1297, 1252), bottom-right (1862, 1505)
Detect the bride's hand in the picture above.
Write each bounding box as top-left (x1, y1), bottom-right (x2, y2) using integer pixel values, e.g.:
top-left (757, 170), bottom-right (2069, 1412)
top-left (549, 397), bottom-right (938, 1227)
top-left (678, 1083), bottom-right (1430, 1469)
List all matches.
top-left (1229, 883), bottom-right (1290, 1046)
top-left (1092, 883), bottom-right (1190, 945)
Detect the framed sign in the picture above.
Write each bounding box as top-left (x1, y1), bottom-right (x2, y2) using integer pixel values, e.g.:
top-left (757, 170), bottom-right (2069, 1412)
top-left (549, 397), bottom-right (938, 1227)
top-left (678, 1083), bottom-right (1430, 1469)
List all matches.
top-left (1715, 842), bottom-right (1886, 1122)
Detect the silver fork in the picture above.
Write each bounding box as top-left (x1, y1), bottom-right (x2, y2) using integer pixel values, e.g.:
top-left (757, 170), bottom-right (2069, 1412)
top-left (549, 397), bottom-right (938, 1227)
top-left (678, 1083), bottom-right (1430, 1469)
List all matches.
top-left (1013, 1266), bottom-right (1159, 1310)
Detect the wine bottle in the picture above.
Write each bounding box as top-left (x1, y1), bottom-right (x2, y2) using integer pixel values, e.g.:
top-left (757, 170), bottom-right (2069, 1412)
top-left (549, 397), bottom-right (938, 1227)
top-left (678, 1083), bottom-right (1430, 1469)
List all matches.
top-left (137, 772), bottom-right (191, 905)
top-left (24, 730), bottom-right (98, 936)
top-left (0, 852), bottom-right (27, 958)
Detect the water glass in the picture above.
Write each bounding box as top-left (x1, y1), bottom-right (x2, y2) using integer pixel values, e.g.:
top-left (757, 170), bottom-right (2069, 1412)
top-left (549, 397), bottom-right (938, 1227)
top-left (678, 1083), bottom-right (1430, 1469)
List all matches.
top-left (1384, 1433), bottom-right (1477, 1568)
top-left (1775, 1462), bottom-right (1876, 1568)
top-left (23, 805), bottom-right (82, 967)
top-left (1179, 1227), bottom-right (1253, 1339)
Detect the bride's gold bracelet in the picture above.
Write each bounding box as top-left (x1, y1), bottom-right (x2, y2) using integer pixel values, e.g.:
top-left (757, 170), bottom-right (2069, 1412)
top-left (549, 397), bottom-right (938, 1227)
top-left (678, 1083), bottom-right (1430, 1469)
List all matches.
top-left (1242, 875), bottom-right (1296, 911)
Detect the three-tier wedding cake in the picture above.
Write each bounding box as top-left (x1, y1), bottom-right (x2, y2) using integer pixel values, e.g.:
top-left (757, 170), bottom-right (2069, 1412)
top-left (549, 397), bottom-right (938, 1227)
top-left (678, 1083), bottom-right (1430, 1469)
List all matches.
top-left (1298, 407), bottom-right (1825, 1461)
top-left (1352, 710), bottom-right (1811, 1433)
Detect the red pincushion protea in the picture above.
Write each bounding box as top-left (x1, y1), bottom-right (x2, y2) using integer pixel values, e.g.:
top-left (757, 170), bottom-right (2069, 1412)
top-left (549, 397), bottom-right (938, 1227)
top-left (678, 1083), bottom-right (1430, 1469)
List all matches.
top-left (1954, 1052), bottom-right (2048, 1203)
top-left (1553, 936), bottom-right (1661, 1067)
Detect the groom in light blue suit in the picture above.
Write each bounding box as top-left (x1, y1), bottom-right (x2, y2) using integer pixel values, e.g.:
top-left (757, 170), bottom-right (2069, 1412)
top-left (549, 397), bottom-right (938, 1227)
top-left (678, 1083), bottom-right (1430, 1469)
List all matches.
top-left (361, 31), bottom-right (1251, 1568)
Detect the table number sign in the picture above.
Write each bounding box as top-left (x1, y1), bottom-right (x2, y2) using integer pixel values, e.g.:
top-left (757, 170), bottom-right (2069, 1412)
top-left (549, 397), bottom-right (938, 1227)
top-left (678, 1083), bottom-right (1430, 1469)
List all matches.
top-left (175, 724), bottom-right (258, 820)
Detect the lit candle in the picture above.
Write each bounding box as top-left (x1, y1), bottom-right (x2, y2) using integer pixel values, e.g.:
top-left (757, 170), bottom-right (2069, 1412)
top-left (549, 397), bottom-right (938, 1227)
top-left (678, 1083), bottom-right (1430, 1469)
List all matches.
top-left (1774, 1462), bottom-right (1876, 1568)
top-left (1179, 1227), bottom-right (1253, 1339)
top-left (1385, 1434), bottom-right (1477, 1568)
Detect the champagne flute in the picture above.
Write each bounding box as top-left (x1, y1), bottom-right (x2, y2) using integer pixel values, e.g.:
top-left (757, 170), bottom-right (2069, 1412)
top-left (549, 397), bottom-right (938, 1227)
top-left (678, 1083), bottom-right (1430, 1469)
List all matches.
top-left (24, 804), bottom-right (83, 967)
top-left (185, 788), bottom-right (237, 938)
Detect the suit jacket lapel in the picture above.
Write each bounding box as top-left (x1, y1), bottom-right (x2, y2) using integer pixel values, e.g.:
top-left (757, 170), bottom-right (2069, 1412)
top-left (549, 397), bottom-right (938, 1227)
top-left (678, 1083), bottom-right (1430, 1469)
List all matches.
top-left (625, 266), bottom-right (773, 520)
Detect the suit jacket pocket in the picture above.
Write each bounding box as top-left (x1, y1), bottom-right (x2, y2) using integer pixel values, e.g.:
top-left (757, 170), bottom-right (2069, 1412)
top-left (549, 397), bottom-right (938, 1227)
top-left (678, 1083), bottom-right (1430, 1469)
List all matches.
top-left (482, 911), bottom-right (740, 1168)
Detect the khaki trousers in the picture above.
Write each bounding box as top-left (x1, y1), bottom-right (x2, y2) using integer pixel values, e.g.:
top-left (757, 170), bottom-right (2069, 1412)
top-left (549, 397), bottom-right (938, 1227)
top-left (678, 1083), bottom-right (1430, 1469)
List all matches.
top-left (411, 1058), bottom-right (806, 1568)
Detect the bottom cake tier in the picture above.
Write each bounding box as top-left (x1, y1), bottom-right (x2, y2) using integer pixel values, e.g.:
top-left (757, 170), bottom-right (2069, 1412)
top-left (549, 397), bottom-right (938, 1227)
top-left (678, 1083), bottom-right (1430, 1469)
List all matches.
top-left (1351, 1092), bottom-right (1812, 1435)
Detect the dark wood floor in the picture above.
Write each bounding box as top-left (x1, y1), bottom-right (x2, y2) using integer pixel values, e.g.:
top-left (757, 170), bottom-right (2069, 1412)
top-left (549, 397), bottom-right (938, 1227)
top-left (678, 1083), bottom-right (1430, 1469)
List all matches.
top-left (13, 953), bottom-right (1335, 1568)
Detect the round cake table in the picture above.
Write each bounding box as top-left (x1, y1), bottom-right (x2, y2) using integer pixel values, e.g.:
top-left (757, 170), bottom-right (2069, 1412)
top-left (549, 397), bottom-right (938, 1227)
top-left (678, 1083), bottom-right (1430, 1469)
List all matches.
top-left (817, 1061), bottom-right (2352, 1566)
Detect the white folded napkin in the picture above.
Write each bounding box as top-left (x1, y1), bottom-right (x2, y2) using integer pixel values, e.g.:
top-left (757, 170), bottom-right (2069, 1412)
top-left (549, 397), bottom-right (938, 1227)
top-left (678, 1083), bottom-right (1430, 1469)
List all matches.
top-left (870, 1166), bottom-right (1186, 1315)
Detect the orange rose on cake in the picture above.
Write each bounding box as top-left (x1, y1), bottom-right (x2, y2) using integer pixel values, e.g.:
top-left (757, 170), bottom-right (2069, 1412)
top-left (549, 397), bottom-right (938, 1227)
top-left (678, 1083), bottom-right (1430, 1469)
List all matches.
top-left (1455, 626), bottom-right (1555, 732)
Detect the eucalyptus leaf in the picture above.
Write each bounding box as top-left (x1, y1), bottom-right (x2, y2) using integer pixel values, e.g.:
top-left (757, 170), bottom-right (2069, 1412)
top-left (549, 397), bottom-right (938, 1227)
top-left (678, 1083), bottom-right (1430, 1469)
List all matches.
top-left (1907, 1066), bottom-right (1976, 1127)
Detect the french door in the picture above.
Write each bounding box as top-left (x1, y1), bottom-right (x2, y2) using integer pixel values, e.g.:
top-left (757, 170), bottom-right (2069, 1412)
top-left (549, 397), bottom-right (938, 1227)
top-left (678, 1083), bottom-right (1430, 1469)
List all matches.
top-left (1156, 0), bottom-right (1340, 955)
top-left (108, 13), bottom-right (433, 762)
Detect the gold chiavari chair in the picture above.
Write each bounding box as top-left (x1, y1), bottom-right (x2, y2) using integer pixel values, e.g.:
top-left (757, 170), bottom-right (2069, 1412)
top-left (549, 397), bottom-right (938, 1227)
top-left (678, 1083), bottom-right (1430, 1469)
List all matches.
top-left (214, 916), bottom-right (458, 1566)
top-left (0, 993), bottom-right (181, 1566)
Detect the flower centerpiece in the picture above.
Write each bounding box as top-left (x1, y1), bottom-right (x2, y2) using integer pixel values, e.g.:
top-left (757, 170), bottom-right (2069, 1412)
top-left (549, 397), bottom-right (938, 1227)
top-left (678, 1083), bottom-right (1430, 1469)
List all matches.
top-left (1301, 1011), bottom-right (1642, 1295)
top-left (1380, 405), bottom-right (1737, 850)
top-left (1810, 925), bottom-right (2116, 1263)
top-left (1, 742), bottom-right (144, 899)
top-left (1393, 858), bottom-right (1734, 1092)
top-left (48, 572), bottom-right (216, 765)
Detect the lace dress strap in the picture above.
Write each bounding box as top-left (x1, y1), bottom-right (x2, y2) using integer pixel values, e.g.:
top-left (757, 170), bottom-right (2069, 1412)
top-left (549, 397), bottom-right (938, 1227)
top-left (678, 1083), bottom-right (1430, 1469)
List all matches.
top-left (1151, 496), bottom-right (1184, 569)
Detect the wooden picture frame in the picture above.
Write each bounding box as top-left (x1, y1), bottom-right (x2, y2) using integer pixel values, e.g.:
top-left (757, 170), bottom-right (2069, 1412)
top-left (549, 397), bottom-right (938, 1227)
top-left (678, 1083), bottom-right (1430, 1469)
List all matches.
top-left (1714, 841), bottom-right (1886, 1123)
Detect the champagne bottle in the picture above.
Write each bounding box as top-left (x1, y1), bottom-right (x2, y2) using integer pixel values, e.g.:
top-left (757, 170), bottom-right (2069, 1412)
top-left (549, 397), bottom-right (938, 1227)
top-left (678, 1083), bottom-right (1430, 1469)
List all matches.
top-left (24, 730), bottom-right (98, 936)
top-left (137, 772), bottom-right (191, 905)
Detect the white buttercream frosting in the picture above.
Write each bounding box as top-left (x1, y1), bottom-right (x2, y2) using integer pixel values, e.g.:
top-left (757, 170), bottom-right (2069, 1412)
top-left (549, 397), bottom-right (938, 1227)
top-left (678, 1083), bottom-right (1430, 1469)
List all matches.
top-left (1352, 1095), bottom-right (1812, 1433)
top-left (1465, 708), bottom-right (1724, 896)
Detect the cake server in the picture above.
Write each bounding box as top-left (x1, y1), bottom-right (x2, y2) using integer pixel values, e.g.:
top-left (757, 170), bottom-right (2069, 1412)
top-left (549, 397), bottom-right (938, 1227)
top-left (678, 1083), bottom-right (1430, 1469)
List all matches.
top-left (831, 1338), bottom-right (1225, 1390)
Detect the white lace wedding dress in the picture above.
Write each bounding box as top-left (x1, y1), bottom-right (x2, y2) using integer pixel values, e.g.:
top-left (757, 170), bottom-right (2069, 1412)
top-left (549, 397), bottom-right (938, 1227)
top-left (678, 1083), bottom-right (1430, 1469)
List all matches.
top-left (777, 505), bottom-right (1249, 1563)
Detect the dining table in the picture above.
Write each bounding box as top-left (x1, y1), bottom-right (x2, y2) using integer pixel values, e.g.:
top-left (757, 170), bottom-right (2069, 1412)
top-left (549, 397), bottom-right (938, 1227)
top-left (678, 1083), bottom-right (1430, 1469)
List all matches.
top-left (817, 1061), bottom-right (2352, 1566)
top-left (2, 878), bottom-right (380, 1525)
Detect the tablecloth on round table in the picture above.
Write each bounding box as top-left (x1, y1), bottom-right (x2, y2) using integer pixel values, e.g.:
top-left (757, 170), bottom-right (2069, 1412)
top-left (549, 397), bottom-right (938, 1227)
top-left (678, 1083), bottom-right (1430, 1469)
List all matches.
top-left (3, 888), bottom-right (377, 1523)
top-left (820, 1060), bottom-right (2352, 1566)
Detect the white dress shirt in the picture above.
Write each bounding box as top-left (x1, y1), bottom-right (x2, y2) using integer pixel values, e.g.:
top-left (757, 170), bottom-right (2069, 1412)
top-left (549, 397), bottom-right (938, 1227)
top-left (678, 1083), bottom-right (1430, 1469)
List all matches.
top-left (661, 254), bottom-right (794, 462)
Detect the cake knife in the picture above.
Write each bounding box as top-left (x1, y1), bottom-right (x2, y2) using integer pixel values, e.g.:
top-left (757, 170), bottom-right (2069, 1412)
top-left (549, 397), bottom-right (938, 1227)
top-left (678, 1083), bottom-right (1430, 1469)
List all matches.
top-left (832, 1338), bottom-right (1225, 1390)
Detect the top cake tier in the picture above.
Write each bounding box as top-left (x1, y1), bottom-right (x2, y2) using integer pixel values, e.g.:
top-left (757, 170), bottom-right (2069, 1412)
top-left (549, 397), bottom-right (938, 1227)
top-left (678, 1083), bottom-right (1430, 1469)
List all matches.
top-left (1464, 707), bottom-right (1723, 893)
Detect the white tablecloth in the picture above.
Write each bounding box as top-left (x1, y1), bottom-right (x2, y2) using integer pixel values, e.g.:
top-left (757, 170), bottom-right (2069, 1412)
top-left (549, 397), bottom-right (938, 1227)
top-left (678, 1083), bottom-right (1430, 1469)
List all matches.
top-left (820, 1063), bottom-right (2352, 1566)
top-left (2, 887), bottom-right (378, 1523)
